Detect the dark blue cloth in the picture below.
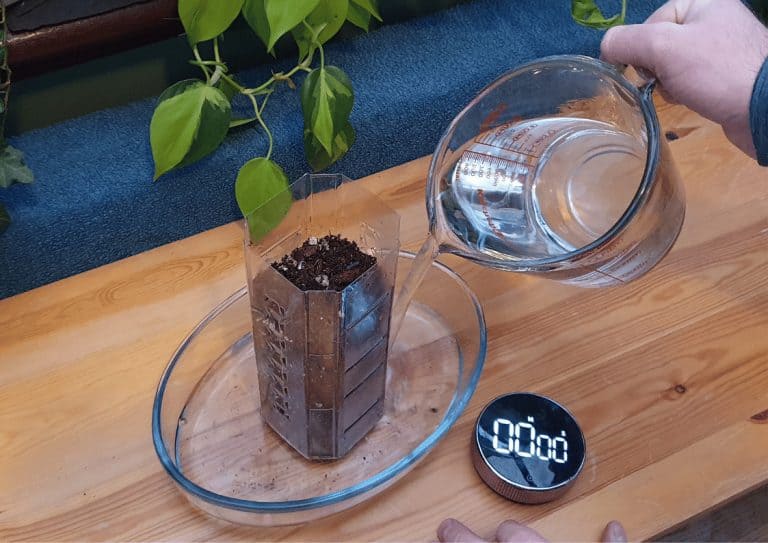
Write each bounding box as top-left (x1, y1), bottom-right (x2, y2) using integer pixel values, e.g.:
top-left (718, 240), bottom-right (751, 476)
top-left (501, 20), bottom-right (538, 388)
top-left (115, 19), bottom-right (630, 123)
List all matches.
top-left (0, 0), bottom-right (665, 299)
top-left (750, 56), bottom-right (768, 166)
top-left (746, 0), bottom-right (768, 165)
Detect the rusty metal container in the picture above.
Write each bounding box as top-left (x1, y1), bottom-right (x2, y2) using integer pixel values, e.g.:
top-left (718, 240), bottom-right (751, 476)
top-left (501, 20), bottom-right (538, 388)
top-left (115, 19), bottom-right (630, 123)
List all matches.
top-left (244, 174), bottom-right (399, 460)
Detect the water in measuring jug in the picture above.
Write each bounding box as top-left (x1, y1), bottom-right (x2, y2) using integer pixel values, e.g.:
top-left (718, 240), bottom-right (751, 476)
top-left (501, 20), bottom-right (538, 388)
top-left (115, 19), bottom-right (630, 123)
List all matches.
top-left (440, 116), bottom-right (647, 260)
top-left (391, 116), bottom-right (649, 345)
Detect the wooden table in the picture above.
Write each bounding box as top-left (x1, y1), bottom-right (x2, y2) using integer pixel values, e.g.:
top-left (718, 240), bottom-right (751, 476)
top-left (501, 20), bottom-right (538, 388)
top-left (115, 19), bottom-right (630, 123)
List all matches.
top-left (1, 102), bottom-right (767, 542)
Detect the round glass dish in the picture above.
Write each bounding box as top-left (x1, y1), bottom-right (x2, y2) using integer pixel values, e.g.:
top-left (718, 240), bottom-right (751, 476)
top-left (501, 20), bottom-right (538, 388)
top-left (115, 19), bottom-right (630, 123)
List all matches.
top-left (152, 250), bottom-right (487, 526)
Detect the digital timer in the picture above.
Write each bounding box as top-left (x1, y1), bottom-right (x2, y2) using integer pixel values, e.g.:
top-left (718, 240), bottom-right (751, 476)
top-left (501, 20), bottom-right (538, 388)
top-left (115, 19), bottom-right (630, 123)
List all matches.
top-left (471, 393), bottom-right (585, 504)
top-left (490, 416), bottom-right (569, 463)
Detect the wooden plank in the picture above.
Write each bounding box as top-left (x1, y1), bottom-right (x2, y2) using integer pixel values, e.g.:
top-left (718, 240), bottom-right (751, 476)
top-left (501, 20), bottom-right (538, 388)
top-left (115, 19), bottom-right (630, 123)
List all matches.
top-left (0, 101), bottom-right (767, 542)
top-left (8, 0), bottom-right (179, 80)
top-left (656, 485), bottom-right (768, 542)
top-left (529, 419), bottom-right (768, 542)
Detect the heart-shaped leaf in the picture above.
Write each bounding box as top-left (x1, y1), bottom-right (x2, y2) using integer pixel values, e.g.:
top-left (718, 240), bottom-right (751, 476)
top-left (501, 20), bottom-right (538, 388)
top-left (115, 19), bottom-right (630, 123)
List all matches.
top-left (351, 0), bottom-right (381, 22)
top-left (216, 76), bottom-right (241, 102)
top-left (292, 0), bottom-right (348, 57)
top-left (235, 157), bottom-right (293, 241)
top-left (243, 0), bottom-right (320, 52)
top-left (346, 3), bottom-right (371, 31)
top-left (157, 79), bottom-right (201, 103)
top-left (229, 117), bottom-right (257, 128)
top-left (300, 66), bottom-right (353, 155)
top-left (241, 0), bottom-right (270, 48)
top-left (179, 0), bottom-right (244, 44)
top-left (571, 0), bottom-right (626, 29)
top-left (150, 81), bottom-right (232, 179)
top-left (304, 121), bottom-right (355, 172)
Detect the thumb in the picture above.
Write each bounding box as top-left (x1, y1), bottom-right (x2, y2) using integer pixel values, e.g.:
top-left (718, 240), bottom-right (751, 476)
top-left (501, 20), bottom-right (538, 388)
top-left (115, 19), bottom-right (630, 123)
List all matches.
top-left (601, 521), bottom-right (628, 543)
top-left (600, 22), bottom-right (679, 75)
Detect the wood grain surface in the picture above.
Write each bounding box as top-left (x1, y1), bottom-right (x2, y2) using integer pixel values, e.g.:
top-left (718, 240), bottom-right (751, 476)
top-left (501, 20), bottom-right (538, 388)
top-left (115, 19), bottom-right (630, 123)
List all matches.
top-left (1, 101), bottom-right (767, 542)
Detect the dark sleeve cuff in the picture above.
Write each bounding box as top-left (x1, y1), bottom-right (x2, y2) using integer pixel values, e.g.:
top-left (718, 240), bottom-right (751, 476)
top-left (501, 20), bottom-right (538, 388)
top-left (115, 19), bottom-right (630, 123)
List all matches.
top-left (750, 55), bottom-right (768, 166)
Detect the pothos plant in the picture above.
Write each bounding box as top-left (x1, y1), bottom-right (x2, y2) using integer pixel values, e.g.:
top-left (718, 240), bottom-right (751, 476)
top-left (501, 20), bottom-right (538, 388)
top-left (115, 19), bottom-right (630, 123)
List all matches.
top-left (571, 0), bottom-right (627, 29)
top-left (0, 3), bottom-right (34, 235)
top-left (575, 0), bottom-right (768, 27)
top-left (150, 0), bottom-right (381, 240)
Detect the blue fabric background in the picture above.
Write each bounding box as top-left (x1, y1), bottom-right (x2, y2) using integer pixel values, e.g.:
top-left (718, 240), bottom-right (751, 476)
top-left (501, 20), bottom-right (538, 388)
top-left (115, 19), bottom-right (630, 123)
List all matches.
top-left (0, 0), bottom-right (664, 298)
top-left (750, 57), bottom-right (768, 165)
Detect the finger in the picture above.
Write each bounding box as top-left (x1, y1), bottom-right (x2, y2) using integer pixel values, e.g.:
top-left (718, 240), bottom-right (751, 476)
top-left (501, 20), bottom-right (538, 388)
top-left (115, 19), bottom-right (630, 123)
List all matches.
top-left (437, 518), bottom-right (487, 543)
top-left (495, 520), bottom-right (549, 543)
top-left (600, 22), bottom-right (679, 74)
top-left (645, 0), bottom-right (691, 24)
top-left (601, 521), bottom-right (628, 543)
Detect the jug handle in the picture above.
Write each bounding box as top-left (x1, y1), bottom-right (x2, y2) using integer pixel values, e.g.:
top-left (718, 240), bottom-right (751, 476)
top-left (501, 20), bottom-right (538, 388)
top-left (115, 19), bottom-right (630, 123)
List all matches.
top-left (634, 69), bottom-right (657, 105)
top-left (615, 63), bottom-right (656, 103)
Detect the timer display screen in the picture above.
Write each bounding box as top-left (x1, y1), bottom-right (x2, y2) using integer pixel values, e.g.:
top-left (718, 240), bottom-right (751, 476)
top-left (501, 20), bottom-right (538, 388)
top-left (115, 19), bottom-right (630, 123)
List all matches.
top-left (475, 393), bottom-right (585, 491)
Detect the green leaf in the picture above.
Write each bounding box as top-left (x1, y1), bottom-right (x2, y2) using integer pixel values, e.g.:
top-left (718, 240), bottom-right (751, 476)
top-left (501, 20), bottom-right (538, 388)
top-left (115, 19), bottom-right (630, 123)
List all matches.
top-left (304, 121), bottom-right (355, 172)
top-left (0, 145), bottom-right (34, 188)
top-left (301, 69), bottom-right (333, 154)
top-left (292, 0), bottom-right (348, 57)
top-left (0, 203), bottom-right (10, 235)
top-left (346, 3), bottom-right (371, 31)
top-left (241, 0), bottom-right (270, 48)
top-left (158, 79), bottom-right (201, 103)
top-left (229, 117), bottom-right (257, 128)
top-left (300, 66), bottom-right (354, 155)
top-left (243, 0), bottom-right (319, 52)
top-left (217, 76), bottom-right (241, 102)
top-left (351, 0), bottom-right (381, 22)
top-left (309, 0), bottom-right (349, 43)
top-left (571, 0), bottom-right (626, 29)
top-left (179, 0), bottom-right (244, 44)
top-left (235, 157), bottom-right (293, 241)
top-left (150, 82), bottom-right (232, 179)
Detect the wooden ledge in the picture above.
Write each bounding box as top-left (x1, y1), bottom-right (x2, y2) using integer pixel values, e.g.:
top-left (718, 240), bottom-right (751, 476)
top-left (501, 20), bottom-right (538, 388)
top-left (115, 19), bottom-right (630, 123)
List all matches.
top-left (7, 0), bottom-right (179, 79)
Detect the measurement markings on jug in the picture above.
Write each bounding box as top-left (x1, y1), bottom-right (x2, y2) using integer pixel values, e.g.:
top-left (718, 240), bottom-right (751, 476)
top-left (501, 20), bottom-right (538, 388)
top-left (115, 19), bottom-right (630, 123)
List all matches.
top-left (457, 151), bottom-right (532, 187)
top-left (474, 121), bottom-right (542, 161)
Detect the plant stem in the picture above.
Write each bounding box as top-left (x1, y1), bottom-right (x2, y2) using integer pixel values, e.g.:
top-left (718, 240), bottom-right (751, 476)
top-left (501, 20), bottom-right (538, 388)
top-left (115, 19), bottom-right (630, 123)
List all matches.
top-left (208, 39), bottom-right (224, 85)
top-left (620, 0), bottom-right (627, 22)
top-left (187, 27), bottom-right (318, 164)
top-left (213, 37), bottom-right (222, 64)
top-left (278, 61), bottom-right (314, 80)
top-left (193, 45), bottom-right (211, 83)
top-left (218, 71), bottom-right (244, 90)
top-left (210, 66), bottom-right (223, 86)
top-left (248, 92), bottom-right (273, 160)
top-left (259, 91), bottom-right (272, 115)
top-left (240, 61), bottom-right (313, 95)
top-left (301, 19), bottom-right (326, 68)
top-left (190, 59), bottom-right (227, 68)
top-left (203, 42), bottom-right (314, 97)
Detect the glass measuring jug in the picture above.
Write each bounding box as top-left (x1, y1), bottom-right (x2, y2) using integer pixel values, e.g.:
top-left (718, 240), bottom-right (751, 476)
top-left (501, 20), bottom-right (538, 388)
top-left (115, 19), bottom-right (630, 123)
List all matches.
top-left (426, 55), bottom-right (685, 287)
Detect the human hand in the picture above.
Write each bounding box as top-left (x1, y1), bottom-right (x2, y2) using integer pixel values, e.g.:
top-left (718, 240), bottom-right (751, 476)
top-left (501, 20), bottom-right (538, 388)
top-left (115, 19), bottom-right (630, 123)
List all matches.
top-left (436, 518), bottom-right (627, 543)
top-left (600, 0), bottom-right (768, 158)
